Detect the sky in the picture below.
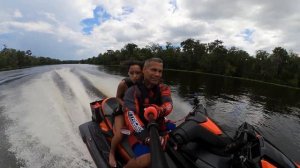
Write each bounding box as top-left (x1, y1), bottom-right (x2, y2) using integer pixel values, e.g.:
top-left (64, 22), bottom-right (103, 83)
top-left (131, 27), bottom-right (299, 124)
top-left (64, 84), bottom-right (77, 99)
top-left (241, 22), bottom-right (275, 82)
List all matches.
top-left (0, 0), bottom-right (299, 60)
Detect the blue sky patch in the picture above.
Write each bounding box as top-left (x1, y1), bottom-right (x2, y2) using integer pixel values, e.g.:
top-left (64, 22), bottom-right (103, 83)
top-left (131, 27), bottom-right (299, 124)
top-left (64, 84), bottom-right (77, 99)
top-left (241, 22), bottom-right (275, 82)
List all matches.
top-left (113, 6), bottom-right (134, 21)
top-left (122, 6), bottom-right (134, 15)
top-left (241, 28), bottom-right (255, 43)
top-left (169, 0), bottom-right (178, 13)
top-left (81, 6), bottom-right (111, 35)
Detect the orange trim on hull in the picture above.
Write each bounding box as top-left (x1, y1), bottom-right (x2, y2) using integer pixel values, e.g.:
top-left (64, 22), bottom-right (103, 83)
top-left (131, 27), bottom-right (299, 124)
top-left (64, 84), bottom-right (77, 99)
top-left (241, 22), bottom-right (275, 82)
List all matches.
top-left (199, 117), bottom-right (222, 135)
top-left (261, 159), bottom-right (277, 168)
top-left (99, 121), bottom-right (109, 132)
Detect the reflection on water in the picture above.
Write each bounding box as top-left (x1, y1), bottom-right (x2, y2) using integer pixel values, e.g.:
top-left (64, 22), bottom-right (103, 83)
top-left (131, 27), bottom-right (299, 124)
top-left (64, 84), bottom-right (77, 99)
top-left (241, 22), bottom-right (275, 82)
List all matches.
top-left (166, 70), bottom-right (300, 115)
top-left (101, 65), bottom-right (300, 161)
top-left (102, 66), bottom-right (300, 114)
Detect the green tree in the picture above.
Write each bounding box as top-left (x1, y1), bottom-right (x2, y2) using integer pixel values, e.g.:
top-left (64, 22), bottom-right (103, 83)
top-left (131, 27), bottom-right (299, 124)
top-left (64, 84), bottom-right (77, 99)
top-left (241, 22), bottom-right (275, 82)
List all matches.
top-left (82, 38), bottom-right (300, 88)
top-left (270, 47), bottom-right (289, 77)
top-left (207, 40), bottom-right (228, 74)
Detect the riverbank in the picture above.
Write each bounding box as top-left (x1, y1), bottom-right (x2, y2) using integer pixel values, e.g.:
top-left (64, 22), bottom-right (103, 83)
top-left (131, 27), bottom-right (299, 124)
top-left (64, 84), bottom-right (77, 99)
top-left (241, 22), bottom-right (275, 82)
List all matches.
top-left (166, 68), bottom-right (300, 90)
top-left (103, 64), bottom-right (300, 90)
top-left (2, 64), bottom-right (299, 90)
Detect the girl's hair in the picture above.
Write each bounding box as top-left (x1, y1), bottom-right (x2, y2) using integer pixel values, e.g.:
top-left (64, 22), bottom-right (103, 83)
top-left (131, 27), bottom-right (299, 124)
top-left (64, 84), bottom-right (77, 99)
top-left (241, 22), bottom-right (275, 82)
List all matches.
top-left (127, 60), bottom-right (143, 70)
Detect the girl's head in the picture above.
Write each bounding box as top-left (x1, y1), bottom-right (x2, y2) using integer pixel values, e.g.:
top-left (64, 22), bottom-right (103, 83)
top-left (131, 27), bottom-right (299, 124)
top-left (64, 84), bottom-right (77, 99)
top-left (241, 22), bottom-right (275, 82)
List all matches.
top-left (127, 61), bottom-right (143, 83)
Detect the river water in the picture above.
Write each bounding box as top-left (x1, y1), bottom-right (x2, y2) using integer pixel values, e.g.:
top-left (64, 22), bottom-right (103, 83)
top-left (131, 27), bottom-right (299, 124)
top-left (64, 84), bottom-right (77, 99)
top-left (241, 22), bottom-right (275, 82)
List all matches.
top-left (0, 64), bottom-right (299, 167)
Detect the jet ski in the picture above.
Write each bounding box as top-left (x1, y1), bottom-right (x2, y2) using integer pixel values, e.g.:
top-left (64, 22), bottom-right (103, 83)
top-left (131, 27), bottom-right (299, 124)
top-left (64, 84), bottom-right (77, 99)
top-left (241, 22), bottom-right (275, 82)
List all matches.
top-left (79, 97), bottom-right (300, 168)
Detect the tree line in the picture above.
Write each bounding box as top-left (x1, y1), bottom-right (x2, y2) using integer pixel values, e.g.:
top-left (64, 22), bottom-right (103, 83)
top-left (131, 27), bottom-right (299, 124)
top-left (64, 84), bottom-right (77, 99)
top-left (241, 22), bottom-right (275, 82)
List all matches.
top-left (82, 39), bottom-right (300, 88)
top-left (0, 45), bottom-right (79, 70)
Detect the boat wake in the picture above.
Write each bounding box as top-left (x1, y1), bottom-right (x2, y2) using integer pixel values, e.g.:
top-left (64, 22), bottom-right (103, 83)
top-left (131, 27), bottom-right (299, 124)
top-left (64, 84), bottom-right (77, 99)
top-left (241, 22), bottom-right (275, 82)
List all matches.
top-left (0, 65), bottom-right (196, 167)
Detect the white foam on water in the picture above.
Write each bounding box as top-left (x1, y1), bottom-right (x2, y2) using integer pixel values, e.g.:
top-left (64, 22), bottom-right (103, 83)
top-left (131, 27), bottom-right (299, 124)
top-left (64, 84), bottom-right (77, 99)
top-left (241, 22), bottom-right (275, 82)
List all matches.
top-left (77, 70), bottom-right (121, 98)
top-left (168, 94), bottom-right (192, 121)
top-left (2, 69), bottom-right (95, 168)
top-left (54, 68), bottom-right (95, 118)
top-left (0, 65), bottom-right (193, 167)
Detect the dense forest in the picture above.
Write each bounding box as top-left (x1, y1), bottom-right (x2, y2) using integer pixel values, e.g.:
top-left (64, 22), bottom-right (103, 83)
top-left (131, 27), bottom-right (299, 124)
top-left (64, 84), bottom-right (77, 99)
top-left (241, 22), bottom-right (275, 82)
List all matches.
top-left (82, 39), bottom-right (300, 88)
top-left (0, 45), bottom-right (78, 70)
top-left (1, 39), bottom-right (299, 88)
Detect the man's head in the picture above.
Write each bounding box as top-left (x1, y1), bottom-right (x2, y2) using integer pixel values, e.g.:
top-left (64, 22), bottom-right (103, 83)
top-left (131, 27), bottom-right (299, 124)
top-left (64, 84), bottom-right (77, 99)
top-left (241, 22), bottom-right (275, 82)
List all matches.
top-left (143, 58), bottom-right (163, 87)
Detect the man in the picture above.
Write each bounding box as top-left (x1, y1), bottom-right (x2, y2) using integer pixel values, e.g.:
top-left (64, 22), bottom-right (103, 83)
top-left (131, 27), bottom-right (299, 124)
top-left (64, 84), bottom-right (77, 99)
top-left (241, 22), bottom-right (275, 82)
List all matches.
top-left (123, 58), bottom-right (173, 168)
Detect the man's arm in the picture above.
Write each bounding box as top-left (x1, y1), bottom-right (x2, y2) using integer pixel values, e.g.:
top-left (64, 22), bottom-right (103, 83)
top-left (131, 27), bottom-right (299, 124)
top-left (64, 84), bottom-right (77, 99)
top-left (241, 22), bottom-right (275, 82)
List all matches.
top-left (158, 84), bottom-right (173, 117)
top-left (123, 86), bottom-right (145, 134)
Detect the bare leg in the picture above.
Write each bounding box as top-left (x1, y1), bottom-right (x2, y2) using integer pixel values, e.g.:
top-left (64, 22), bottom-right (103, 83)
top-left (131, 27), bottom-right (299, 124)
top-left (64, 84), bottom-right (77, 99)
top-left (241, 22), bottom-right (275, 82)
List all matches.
top-left (109, 115), bottom-right (124, 167)
top-left (124, 153), bottom-right (150, 168)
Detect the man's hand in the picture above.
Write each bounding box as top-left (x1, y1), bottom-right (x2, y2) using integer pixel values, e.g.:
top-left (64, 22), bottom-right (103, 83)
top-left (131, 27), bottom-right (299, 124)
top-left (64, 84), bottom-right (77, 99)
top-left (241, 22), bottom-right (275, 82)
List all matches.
top-left (150, 104), bottom-right (164, 114)
top-left (144, 106), bottom-right (159, 121)
top-left (144, 104), bottom-right (165, 121)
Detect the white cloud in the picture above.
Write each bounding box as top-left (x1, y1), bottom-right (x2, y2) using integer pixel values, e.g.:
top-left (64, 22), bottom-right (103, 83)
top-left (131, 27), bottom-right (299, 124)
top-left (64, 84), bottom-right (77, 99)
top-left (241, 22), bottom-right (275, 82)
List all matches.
top-left (5, 21), bottom-right (53, 33)
top-left (0, 0), bottom-right (299, 60)
top-left (13, 9), bottom-right (22, 18)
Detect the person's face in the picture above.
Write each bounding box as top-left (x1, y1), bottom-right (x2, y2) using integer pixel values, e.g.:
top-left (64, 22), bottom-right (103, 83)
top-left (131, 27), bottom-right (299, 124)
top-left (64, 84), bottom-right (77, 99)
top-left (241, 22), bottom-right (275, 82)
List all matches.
top-left (143, 61), bottom-right (163, 86)
top-left (128, 65), bottom-right (142, 83)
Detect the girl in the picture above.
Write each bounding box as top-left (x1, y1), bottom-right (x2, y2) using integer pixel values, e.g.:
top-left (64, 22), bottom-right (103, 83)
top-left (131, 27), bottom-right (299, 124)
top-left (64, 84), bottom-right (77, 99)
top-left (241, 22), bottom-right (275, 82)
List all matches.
top-left (109, 61), bottom-right (143, 167)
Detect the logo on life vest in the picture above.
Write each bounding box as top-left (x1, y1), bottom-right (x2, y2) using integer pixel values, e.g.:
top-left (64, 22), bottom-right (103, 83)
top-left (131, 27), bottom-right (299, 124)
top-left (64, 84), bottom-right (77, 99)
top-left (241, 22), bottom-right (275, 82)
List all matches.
top-left (128, 111), bottom-right (144, 133)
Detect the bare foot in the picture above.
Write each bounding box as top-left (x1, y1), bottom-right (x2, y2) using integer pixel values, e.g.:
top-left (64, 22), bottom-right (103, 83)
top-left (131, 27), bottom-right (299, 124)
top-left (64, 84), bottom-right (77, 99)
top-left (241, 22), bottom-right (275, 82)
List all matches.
top-left (109, 151), bottom-right (117, 167)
